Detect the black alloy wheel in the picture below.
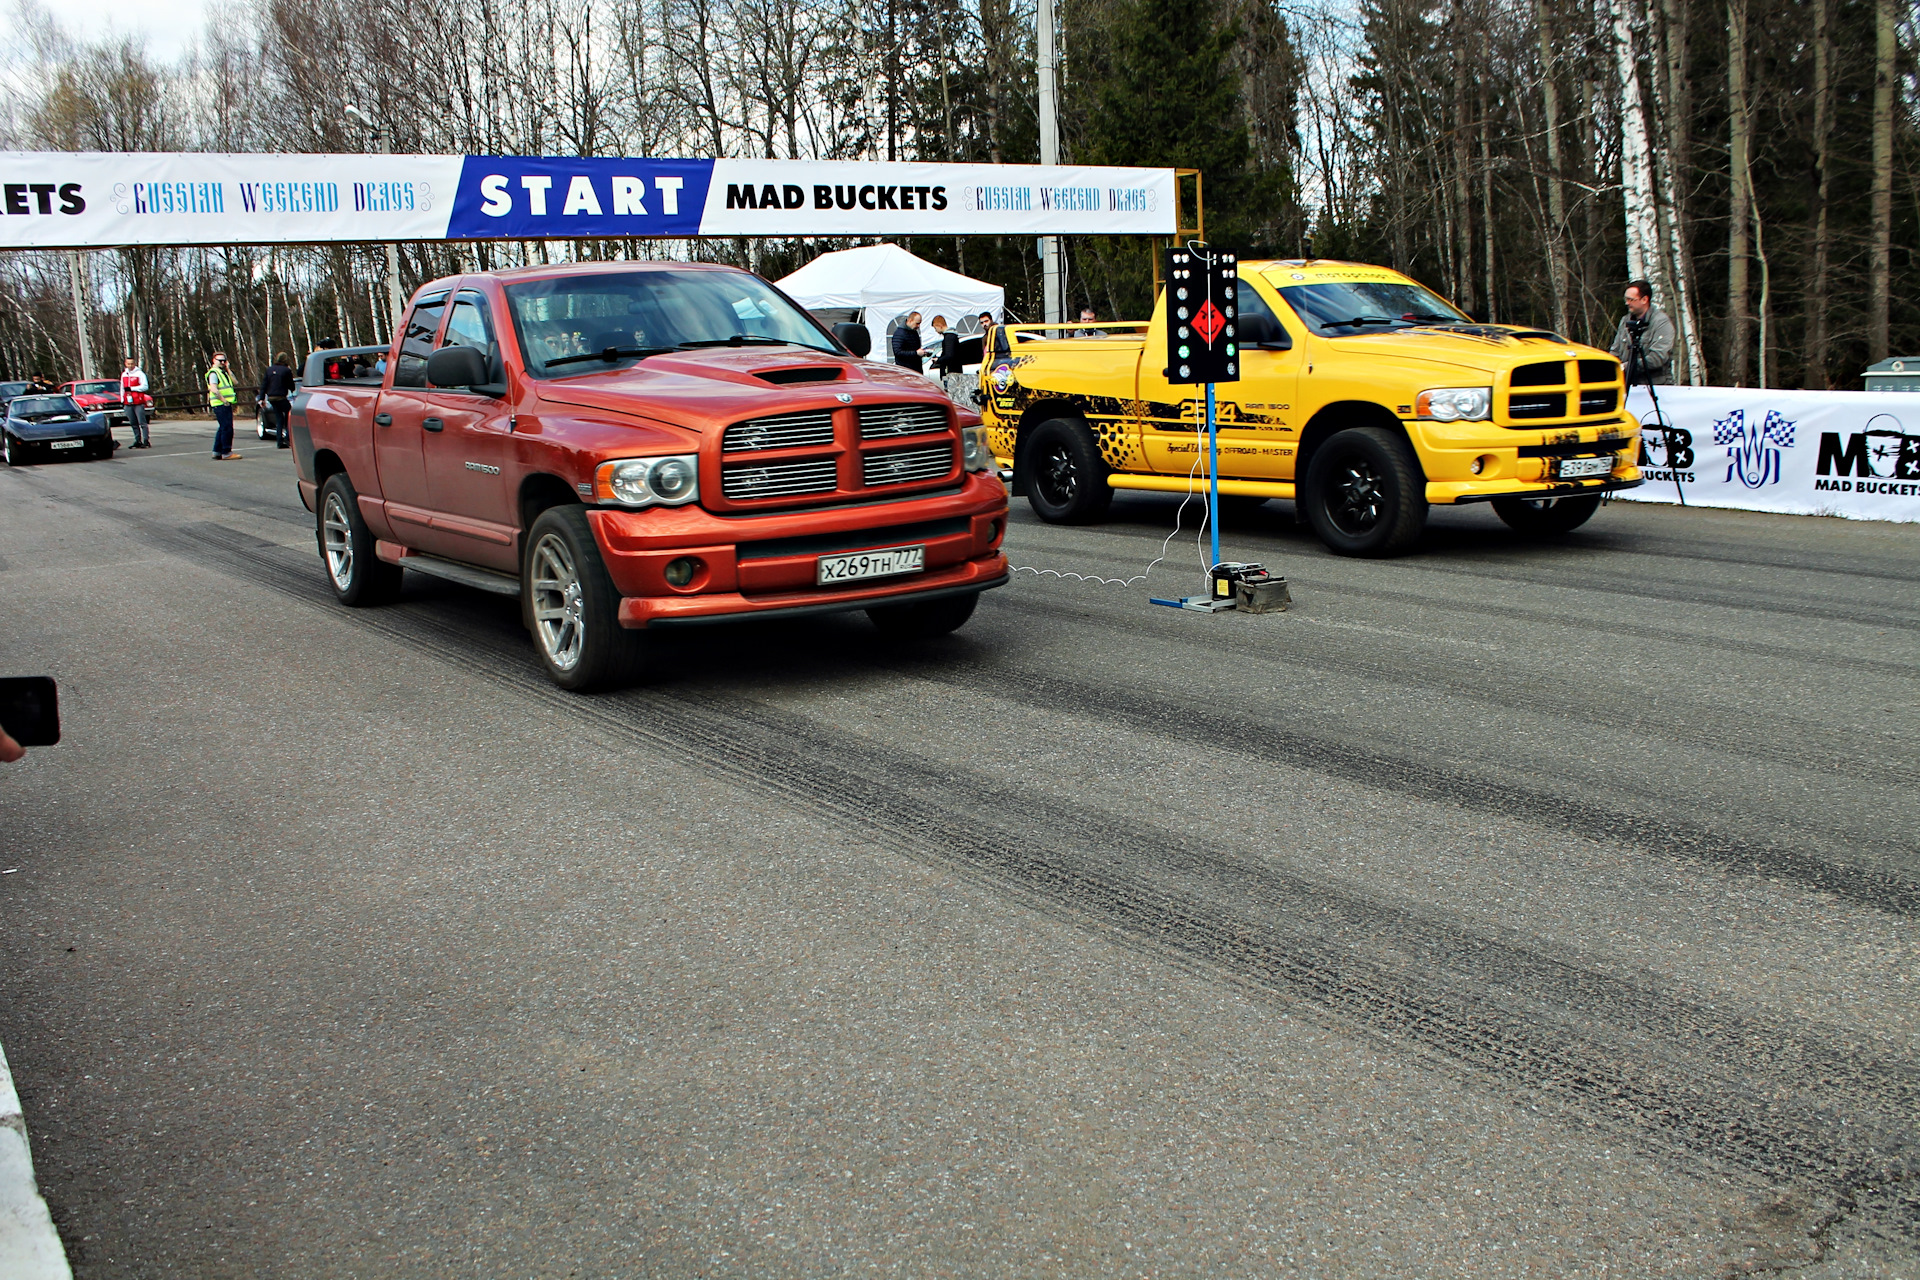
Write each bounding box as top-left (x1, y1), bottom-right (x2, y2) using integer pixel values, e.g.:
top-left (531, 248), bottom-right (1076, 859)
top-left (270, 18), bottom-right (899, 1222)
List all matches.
top-left (1303, 426), bottom-right (1429, 557)
top-left (1023, 417), bottom-right (1113, 524)
top-left (1491, 493), bottom-right (1602, 536)
top-left (2, 432), bottom-right (25, 466)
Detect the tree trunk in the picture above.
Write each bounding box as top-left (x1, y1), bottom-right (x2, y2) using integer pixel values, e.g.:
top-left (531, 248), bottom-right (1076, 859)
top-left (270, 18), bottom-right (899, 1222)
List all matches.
top-left (1536, 0), bottom-right (1572, 337)
top-left (1607, 0), bottom-right (1660, 284)
top-left (1807, 0), bottom-right (1835, 388)
top-left (1648, 0), bottom-right (1705, 382)
top-left (1726, 0), bottom-right (1752, 385)
top-left (1869, 0), bottom-right (1895, 362)
top-left (1451, 8), bottom-right (1476, 316)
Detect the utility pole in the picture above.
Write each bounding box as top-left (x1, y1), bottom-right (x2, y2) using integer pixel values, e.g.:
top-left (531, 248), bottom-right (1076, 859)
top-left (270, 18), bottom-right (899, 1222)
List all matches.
top-left (66, 251), bottom-right (96, 378)
top-left (344, 104), bottom-right (406, 340)
top-left (1036, 0), bottom-right (1062, 324)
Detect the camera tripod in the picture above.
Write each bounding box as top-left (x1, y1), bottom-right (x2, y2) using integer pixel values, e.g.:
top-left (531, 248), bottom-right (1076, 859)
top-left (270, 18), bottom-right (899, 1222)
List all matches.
top-left (1627, 319), bottom-right (1686, 506)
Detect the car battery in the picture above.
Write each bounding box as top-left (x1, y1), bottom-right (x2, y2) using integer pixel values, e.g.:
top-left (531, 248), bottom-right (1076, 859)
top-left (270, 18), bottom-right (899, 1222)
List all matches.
top-left (1209, 562), bottom-right (1257, 602)
top-left (1235, 568), bottom-right (1291, 613)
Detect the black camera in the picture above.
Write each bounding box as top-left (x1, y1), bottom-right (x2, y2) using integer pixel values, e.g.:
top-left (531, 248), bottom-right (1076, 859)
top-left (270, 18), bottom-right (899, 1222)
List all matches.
top-left (1626, 315), bottom-right (1650, 334)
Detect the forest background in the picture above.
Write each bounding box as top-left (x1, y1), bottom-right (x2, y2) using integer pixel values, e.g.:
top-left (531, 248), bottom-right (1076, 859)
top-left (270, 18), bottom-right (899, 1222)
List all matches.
top-left (0, 0), bottom-right (1914, 395)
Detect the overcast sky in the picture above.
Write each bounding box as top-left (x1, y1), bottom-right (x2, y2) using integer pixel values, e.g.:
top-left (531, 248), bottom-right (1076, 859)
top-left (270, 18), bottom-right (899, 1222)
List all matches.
top-left (49, 0), bottom-right (211, 63)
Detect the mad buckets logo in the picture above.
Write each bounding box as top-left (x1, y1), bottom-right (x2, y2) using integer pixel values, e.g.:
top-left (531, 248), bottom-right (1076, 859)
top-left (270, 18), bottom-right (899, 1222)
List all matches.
top-left (1712, 408), bottom-right (1796, 488)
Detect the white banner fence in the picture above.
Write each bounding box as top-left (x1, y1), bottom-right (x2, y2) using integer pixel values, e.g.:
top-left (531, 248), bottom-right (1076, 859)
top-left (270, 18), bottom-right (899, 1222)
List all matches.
top-left (1622, 385), bottom-right (1920, 524)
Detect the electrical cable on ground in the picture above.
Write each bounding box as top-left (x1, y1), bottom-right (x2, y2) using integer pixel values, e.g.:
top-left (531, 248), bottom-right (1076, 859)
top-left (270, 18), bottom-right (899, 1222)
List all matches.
top-left (1008, 433), bottom-right (1217, 589)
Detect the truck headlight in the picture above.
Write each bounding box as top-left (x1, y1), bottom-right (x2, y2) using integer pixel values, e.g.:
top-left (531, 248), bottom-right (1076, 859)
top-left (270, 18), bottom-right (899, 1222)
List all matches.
top-left (1416, 387), bottom-right (1492, 421)
top-left (961, 425), bottom-right (993, 472)
top-left (594, 454), bottom-right (701, 507)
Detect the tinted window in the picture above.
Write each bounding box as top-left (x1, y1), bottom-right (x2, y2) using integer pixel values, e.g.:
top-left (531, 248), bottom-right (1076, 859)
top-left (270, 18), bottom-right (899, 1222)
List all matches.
top-left (72, 381), bottom-right (117, 395)
top-left (394, 295), bottom-right (448, 388)
top-left (441, 296), bottom-right (493, 351)
top-left (11, 396), bottom-right (82, 419)
top-left (1238, 288), bottom-right (1291, 349)
top-left (1278, 280), bottom-right (1467, 336)
top-left (504, 269), bottom-right (836, 378)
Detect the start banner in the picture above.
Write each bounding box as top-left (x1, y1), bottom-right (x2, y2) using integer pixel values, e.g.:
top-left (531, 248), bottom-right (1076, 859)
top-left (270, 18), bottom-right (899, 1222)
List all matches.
top-left (0, 152), bottom-right (1176, 247)
top-left (1622, 385), bottom-right (1920, 523)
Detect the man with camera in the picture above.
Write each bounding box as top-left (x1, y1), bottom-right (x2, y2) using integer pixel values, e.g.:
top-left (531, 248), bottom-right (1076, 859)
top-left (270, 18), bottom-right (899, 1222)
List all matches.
top-left (1609, 279), bottom-right (1675, 386)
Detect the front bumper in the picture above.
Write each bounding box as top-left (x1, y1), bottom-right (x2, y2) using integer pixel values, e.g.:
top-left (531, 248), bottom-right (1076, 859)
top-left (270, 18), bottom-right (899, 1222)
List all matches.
top-left (590, 470), bottom-right (1011, 629)
top-left (1413, 417), bottom-right (1642, 505)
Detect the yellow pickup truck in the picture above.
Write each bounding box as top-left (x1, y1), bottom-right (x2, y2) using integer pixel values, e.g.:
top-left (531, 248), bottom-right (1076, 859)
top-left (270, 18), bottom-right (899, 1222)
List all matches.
top-left (981, 260), bottom-right (1643, 555)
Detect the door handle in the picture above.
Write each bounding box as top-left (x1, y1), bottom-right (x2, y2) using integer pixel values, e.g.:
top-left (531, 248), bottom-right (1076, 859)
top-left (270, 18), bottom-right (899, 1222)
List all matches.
top-left (423, 417), bottom-right (445, 432)
top-left (374, 413), bottom-right (392, 426)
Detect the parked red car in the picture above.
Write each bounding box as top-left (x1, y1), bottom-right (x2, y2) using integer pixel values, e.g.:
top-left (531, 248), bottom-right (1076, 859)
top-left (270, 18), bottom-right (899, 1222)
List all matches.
top-left (61, 379), bottom-right (127, 425)
top-left (291, 262), bottom-right (1009, 690)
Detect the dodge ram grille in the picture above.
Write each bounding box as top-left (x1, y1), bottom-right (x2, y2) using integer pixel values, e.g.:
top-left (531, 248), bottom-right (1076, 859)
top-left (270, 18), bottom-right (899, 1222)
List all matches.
top-left (723, 409), bottom-right (836, 452)
top-left (863, 442), bottom-right (954, 486)
top-left (859, 403), bottom-right (948, 439)
top-left (723, 457), bottom-right (839, 499)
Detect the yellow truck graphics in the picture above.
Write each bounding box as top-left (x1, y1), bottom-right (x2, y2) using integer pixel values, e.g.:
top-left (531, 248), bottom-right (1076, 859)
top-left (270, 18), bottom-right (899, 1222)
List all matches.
top-left (981, 260), bottom-right (1643, 555)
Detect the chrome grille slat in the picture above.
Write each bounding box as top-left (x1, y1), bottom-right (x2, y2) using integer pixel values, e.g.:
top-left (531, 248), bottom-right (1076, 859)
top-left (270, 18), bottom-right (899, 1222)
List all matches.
top-left (859, 403), bottom-right (949, 439)
top-left (863, 442), bottom-right (954, 487)
top-left (723, 409), bottom-right (836, 452)
top-left (722, 457), bottom-right (840, 500)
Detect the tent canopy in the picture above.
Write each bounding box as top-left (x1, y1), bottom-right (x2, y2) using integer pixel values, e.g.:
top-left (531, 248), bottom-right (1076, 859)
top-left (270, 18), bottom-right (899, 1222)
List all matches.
top-left (775, 243), bottom-right (1004, 336)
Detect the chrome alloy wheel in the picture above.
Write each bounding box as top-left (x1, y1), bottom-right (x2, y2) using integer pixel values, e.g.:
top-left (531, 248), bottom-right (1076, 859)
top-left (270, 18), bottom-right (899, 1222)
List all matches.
top-left (321, 489), bottom-right (355, 588)
top-left (529, 532), bottom-right (586, 673)
top-left (1326, 457), bottom-right (1385, 533)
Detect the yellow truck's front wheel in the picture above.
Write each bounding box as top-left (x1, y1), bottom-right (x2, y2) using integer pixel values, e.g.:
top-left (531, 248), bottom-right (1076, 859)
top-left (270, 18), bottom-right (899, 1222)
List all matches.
top-left (1303, 427), bottom-right (1429, 557)
top-left (1023, 418), bottom-right (1114, 524)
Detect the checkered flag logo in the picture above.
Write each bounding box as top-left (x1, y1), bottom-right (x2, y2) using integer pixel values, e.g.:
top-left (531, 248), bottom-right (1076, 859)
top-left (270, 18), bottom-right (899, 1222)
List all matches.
top-left (1713, 407), bottom-right (1797, 489)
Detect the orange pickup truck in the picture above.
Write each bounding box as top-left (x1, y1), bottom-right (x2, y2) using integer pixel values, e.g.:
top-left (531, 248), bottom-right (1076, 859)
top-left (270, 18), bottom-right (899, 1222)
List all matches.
top-left (292, 261), bottom-right (1008, 689)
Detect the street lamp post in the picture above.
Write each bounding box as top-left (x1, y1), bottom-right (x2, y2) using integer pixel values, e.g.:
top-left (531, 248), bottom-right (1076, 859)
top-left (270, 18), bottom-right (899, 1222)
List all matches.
top-left (1037, 0), bottom-right (1062, 326)
top-left (344, 104), bottom-right (405, 341)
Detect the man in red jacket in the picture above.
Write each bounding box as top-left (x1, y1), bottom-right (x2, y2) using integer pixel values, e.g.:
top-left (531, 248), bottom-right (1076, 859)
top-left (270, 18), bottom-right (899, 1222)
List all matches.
top-left (120, 356), bottom-right (153, 448)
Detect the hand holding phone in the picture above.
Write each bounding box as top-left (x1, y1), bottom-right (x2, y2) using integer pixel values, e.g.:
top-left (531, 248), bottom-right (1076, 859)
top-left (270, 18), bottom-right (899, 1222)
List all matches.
top-left (0, 677), bottom-right (60, 751)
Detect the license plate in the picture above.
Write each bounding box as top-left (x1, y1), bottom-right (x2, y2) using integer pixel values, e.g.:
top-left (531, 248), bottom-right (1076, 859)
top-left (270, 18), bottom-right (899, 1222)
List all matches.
top-left (48, 440), bottom-right (82, 450)
top-left (817, 545), bottom-right (926, 585)
top-left (1558, 454), bottom-right (1613, 479)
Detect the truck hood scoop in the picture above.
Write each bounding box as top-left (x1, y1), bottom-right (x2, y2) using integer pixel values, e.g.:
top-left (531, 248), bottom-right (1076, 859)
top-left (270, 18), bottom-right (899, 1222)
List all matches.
top-left (531, 349), bottom-right (939, 429)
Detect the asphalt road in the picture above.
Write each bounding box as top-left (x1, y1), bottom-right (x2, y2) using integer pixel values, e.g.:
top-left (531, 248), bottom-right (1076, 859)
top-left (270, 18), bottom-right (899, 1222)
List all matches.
top-left (2, 418), bottom-right (1917, 1278)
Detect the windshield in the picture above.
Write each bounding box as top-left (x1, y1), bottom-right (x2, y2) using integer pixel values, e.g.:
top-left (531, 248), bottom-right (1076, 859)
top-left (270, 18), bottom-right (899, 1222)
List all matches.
top-left (11, 396), bottom-right (82, 419)
top-left (72, 381), bottom-right (117, 395)
top-left (504, 269), bottom-right (837, 376)
top-left (1278, 280), bottom-right (1468, 335)
top-left (0, 383), bottom-right (32, 398)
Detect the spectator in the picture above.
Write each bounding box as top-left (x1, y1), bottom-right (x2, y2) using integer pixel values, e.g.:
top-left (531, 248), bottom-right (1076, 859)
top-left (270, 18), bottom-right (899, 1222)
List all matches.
top-left (1609, 280), bottom-right (1675, 386)
top-left (1073, 306), bottom-right (1107, 338)
top-left (981, 310), bottom-right (1009, 359)
top-left (928, 315), bottom-right (969, 404)
top-left (258, 351), bottom-right (296, 449)
top-left (120, 356), bottom-right (153, 449)
top-left (206, 350), bottom-right (241, 460)
top-left (891, 311), bottom-right (925, 373)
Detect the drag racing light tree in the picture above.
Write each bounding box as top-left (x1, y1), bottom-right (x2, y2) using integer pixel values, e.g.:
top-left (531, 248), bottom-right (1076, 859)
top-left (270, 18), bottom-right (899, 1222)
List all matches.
top-left (1164, 244), bottom-right (1240, 574)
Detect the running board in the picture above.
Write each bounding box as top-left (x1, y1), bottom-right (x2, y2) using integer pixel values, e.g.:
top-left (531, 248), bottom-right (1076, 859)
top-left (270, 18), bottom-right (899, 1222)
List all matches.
top-left (1106, 475), bottom-right (1296, 500)
top-left (398, 551), bottom-right (520, 596)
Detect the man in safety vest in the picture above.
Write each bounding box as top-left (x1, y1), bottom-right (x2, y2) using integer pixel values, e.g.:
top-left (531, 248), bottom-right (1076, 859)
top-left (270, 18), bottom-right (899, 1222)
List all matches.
top-left (207, 351), bottom-right (241, 460)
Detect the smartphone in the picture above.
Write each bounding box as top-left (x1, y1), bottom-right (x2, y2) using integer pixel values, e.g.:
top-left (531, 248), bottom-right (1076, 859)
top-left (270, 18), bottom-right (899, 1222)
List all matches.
top-left (0, 677), bottom-right (60, 746)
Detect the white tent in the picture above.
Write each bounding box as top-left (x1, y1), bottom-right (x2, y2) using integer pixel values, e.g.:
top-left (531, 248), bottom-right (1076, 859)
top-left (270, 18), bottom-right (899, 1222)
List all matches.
top-left (775, 243), bottom-right (1004, 355)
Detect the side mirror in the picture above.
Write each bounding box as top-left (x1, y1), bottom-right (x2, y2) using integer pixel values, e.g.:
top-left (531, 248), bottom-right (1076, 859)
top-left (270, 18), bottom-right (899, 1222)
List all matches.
top-left (833, 322), bottom-right (872, 358)
top-left (427, 345), bottom-right (489, 389)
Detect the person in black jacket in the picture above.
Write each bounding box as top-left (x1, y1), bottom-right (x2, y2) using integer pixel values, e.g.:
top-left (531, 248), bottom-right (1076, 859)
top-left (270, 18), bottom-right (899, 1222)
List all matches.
top-left (258, 351), bottom-right (297, 448)
top-left (890, 312), bottom-right (924, 372)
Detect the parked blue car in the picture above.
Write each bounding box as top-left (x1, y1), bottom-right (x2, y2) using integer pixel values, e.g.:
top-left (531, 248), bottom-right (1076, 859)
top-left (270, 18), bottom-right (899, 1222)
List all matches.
top-left (3, 394), bottom-right (114, 465)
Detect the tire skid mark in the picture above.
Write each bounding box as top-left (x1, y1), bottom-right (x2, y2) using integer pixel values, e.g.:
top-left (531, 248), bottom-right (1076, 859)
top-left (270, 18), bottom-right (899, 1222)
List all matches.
top-left (891, 649), bottom-right (1920, 919)
top-left (89, 499), bottom-right (1920, 1235)
top-left (988, 588), bottom-right (1912, 790)
top-left (1004, 523), bottom-right (1920, 678)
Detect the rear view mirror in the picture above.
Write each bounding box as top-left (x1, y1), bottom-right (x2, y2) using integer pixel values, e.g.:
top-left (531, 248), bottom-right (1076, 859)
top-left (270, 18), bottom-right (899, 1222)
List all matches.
top-left (427, 345), bottom-right (489, 389)
top-left (834, 323), bottom-right (872, 358)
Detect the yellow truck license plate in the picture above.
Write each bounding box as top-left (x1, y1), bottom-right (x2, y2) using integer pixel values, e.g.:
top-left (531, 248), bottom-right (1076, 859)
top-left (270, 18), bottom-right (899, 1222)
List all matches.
top-left (817, 545), bottom-right (926, 585)
top-left (1558, 455), bottom-right (1613, 479)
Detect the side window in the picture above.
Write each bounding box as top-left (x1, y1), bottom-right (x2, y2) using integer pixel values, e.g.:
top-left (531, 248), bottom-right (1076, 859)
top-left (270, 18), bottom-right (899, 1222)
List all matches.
top-left (1238, 288), bottom-right (1292, 350)
top-left (394, 294), bottom-right (448, 388)
top-left (441, 295), bottom-right (493, 352)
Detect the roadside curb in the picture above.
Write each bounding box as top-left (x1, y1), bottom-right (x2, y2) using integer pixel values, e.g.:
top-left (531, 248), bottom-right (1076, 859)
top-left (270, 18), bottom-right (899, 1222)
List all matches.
top-left (0, 1038), bottom-right (72, 1280)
